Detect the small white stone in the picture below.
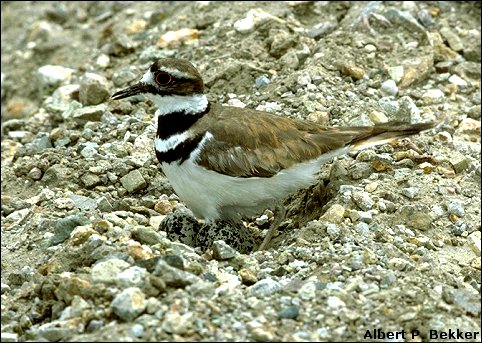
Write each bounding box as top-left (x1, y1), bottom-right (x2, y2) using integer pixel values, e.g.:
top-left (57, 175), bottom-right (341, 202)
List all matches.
top-left (110, 287), bottom-right (146, 321)
top-left (387, 66), bottom-right (404, 83)
top-left (468, 231), bottom-right (481, 256)
top-left (54, 198), bottom-right (75, 209)
top-left (96, 54), bottom-right (110, 68)
top-left (91, 258), bottom-right (130, 284)
top-left (37, 65), bottom-right (75, 86)
top-left (1, 332), bottom-right (19, 342)
top-left (117, 266), bottom-right (147, 287)
top-left (327, 296), bottom-right (346, 309)
top-left (402, 187), bottom-right (418, 199)
top-left (380, 80), bottom-right (398, 96)
top-left (422, 89), bottom-right (445, 105)
top-left (227, 98), bottom-right (246, 108)
top-left (448, 74), bottom-right (468, 87)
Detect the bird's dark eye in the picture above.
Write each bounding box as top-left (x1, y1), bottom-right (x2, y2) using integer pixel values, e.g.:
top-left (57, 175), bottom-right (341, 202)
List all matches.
top-left (155, 71), bottom-right (173, 86)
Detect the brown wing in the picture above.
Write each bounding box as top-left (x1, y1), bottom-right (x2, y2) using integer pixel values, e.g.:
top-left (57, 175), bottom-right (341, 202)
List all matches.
top-left (192, 104), bottom-right (438, 178)
top-left (192, 104), bottom-right (354, 178)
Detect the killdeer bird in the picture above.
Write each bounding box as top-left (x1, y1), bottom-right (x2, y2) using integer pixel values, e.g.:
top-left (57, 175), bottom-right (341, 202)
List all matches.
top-left (112, 58), bottom-right (438, 249)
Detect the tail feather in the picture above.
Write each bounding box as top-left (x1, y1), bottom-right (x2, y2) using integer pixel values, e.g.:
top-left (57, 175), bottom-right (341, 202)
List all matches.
top-left (349, 120), bottom-right (441, 151)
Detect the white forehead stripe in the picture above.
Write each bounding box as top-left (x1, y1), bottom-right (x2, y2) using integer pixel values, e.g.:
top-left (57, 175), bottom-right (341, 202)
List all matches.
top-left (140, 71), bottom-right (155, 85)
top-left (159, 66), bottom-right (192, 79)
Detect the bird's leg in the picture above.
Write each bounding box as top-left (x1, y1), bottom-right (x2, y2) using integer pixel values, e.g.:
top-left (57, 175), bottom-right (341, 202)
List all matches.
top-left (257, 203), bottom-right (286, 251)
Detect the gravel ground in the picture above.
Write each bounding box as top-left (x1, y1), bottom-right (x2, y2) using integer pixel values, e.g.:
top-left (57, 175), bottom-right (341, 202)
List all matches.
top-left (1, 1), bottom-right (481, 342)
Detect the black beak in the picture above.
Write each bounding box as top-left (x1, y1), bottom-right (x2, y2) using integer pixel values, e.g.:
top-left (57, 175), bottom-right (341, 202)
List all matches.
top-left (111, 83), bottom-right (149, 100)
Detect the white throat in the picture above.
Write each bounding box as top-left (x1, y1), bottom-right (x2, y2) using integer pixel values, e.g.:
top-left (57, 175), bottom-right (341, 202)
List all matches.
top-left (145, 93), bottom-right (208, 116)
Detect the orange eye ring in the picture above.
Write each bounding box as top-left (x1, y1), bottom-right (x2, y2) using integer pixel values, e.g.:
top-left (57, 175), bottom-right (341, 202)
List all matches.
top-left (155, 71), bottom-right (172, 86)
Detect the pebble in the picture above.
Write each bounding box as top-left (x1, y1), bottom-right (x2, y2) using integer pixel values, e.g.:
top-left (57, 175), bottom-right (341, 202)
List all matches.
top-left (60, 296), bottom-right (90, 320)
top-left (154, 198), bottom-right (174, 214)
top-left (139, 46), bottom-right (175, 63)
top-left (37, 65), bottom-right (75, 90)
top-left (387, 66), bottom-right (404, 83)
top-left (162, 312), bottom-right (195, 335)
top-left (435, 131), bottom-right (452, 143)
top-left (307, 20), bottom-right (338, 39)
top-left (0, 332), bottom-right (18, 342)
top-left (326, 223), bottom-right (340, 238)
top-left (91, 258), bottom-right (130, 284)
top-left (421, 89), bottom-right (445, 105)
top-left (468, 231), bottom-right (481, 256)
top-left (326, 296), bottom-right (346, 309)
top-left (154, 260), bottom-right (201, 288)
top-left (111, 287), bottom-right (146, 321)
top-left (52, 214), bottom-right (90, 245)
top-left (79, 72), bottom-right (110, 106)
top-left (132, 226), bottom-right (163, 245)
top-left (37, 319), bottom-right (79, 342)
top-left (255, 74), bottom-right (270, 89)
top-left (448, 74), bottom-right (468, 87)
top-left (157, 28), bottom-right (198, 48)
top-left (212, 240), bottom-right (238, 260)
top-left (79, 142), bottom-right (99, 159)
top-left (354, 222), bottom-right (370, 236)
top-left (227, 98), bottom-right (247, 108)
top-left (120, 169), bottom-right (147, 193)
top-left (149, 216), bottom-right (165, 230)
top-left (380, 80), bottom-right (398, 96)
top-left (368, 111), bottom-right (388, 124)
top-left (417, 9), bottom-right (435, 27)
top-left (320, 204), bottom-right (345, 223)
top-left (384, 8), bottom-right (426, 34)
top-left (352, 191), bottom-right (374, 211)
top-left (338, 63), bottom-right (365, 80)
top-left (364, 182), bottom-right (379, 193)
top-left (457, 117), bottom-right (480, 135)
top-left (298, 281), bottom-right (317, 301)
top-left (364, 44), bottom-right (376, 52)
top-left (440, 27), bottom-right (463, 52)
top-left (402, 187), bottom-right (418, 199)
top-left (387, 257), bottom-right (413, 271)
top-left (54, 197), bottom-right (75, 210)
top-left (239, 268), bottom-right (258, 285)
top-left (256, 101), bottom-right (282, 113)
top-left (28, 167), bottom-right (43, 180)
top-left (449, 153), bottom-right (471, 173)
top-left (28, 132), bottom-right (53, 153)
top-left (397, 96), bottom-right (421, 123)
top-left (255, 214), bottom-right (269, 226)
top-left (278, 305), bottom-right (299, 319)
top-left (130, 323), bottom-right (145, 338)
top-left (117, 266), bottom-right (147, 287)
top-left (68, 194), bottom-right (97, 211)
top-left (1, 283), bottom-right (11, 294)
top-left (250, 326), bottom-right (277, 342)
top-left (108, 33), bottom-right (136, 56)
top-left (393, 205), bottom-right (433, 231)
top-left (447, 201), bottom-right (465, 217)
top-left (66, 103), bottom-right (107, 124)
top-left (233, 8), bottom-right (275, 33)
top-left (248, 278), bottom-right (281, 297)
top-left (378, 97), bottom-right (399, 116)
top-left (80, 171), bottom-right (102, 187)
top-left (96, 54), bottom-right (110, 68)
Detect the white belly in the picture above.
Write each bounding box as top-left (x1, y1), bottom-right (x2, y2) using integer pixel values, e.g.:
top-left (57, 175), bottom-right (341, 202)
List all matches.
top-left (160, 146), bottom-right (348, 221)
